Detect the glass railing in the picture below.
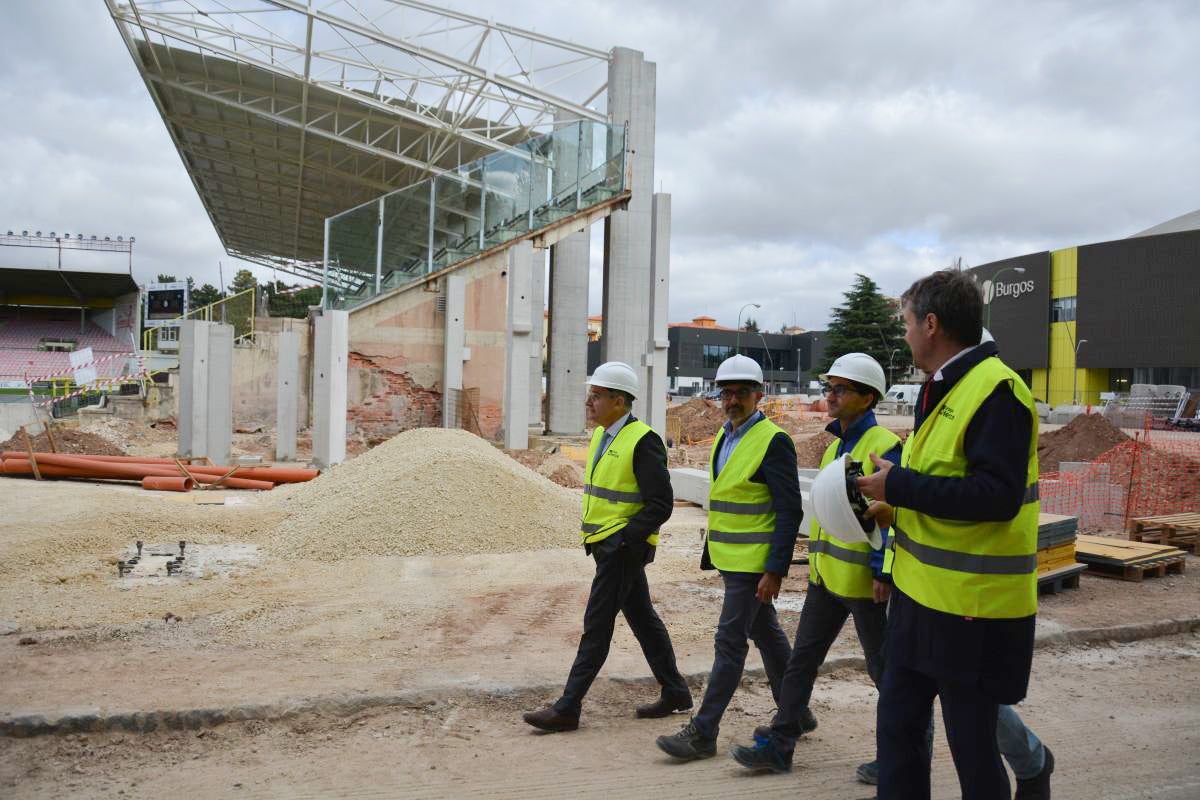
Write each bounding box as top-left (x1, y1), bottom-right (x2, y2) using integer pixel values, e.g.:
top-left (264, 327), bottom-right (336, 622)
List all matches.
top-left (325, 120), bottom-right (626, 310)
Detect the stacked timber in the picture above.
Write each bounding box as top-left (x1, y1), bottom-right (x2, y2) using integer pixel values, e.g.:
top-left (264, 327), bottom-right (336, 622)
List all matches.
top-left (1037, 513), bottom-right (1086, 594)
top-left (1074, 535), bottom-right (1187, 582)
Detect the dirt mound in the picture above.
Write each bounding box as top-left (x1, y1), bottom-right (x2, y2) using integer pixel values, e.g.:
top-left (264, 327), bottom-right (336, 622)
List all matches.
top-left (796, 431), bottom-right (836, 469)
top-left (1039, 413), bottom-right (1129, 473)
top-left (505, 448), bottom-right (585, 489)
top-left (268, 427), bottom-right (580, 560)
top-left (668, 398), bottom-right (725, 443)
top-left (0, 426), bottom-right (126, 456)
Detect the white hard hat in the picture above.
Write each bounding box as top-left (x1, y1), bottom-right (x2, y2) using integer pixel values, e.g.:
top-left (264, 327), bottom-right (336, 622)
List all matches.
top-left (980, 328), bottom-right (994, 344)
top-left (587, 361), bottom-right (639, 399)
top-left (819, 352), bottom-right (886, 398)
top-left (811, 454), bottom-right (883, 549)
top-left (715, 354), bottom-right (763, 385)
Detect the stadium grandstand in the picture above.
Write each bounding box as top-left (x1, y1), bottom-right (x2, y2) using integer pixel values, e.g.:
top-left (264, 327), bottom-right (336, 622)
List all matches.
top-left (0, 232), bottom-right (141, 431)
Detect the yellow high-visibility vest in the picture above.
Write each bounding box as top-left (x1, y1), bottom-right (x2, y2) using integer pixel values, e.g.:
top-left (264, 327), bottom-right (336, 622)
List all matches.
top-left (581, 419), bottom-right (660, 546)
top-left (706, 416), bottom-right (787, 573)
top-left (892, 356), bottom-right (1039, 619)
top-left (810, 424), bottom-right (901, 599)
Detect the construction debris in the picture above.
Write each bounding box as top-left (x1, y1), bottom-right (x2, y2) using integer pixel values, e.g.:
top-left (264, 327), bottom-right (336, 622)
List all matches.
top-left (1038, 413), bottom-right (1129, 473)
top-left (504, 448), bottom-right (584, 489)
top-left (267, 427), bottom-right (580, 561)
top-left (0, 427), bottom-right (125, 457)
top-left (667, 398), bottom-right (725, 444)
top-left (1074, 534), bottom-right (1187, 582)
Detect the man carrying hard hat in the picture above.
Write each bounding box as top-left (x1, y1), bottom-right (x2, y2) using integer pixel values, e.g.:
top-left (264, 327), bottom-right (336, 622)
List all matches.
top-left (730, 352), bottom-right (901, 777)
top-left (856, 269), bottom-right (1040, 800)
top-left (656, 354), bottom-right (802, 761)
top-left (523, 361), bottom-right (691, 733)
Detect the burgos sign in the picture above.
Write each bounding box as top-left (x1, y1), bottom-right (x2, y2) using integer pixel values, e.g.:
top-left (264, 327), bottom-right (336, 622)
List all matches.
top-left (981, 277), bottom-right (1035, 304)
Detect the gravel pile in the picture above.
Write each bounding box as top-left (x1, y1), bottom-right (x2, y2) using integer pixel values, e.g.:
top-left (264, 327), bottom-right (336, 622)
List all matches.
top-left (267, 428), bottom-right (581, 561)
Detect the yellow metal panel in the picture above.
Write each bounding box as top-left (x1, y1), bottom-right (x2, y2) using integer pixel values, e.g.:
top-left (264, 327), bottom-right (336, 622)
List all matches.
top-left (1044, 321), bottom-right (1105, 405)
top-left (1030, 368), bottom-right (1050, 403)
top-left (1049, 247), bottom-right (1077, 299)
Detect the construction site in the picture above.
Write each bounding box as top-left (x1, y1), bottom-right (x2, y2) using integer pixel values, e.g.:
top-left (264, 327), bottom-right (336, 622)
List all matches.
top-left (2, 2), bottom-right (1199, 799)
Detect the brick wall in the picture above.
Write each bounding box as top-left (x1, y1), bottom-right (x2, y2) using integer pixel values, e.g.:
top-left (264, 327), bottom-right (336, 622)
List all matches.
top-left (346, 351), bottom-right (441, 446)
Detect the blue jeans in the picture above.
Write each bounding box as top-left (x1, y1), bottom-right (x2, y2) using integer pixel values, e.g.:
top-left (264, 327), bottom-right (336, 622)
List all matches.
top-left (692, 571), bottom-right (791, 739)
top-left (997, 704), bottom-right (1045, 780)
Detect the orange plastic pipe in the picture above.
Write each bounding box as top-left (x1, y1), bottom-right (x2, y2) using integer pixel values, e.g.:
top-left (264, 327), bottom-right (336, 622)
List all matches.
top-left (2, 457), bottom-right (274, 490)
top-left (142, 476), bottom-right (194, 492)
top-left (2, 452), bottom-right (316, 482)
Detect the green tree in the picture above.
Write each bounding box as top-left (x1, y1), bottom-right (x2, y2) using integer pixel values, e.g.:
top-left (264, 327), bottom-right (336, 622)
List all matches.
top-left (741, 317), bottom-right (759, 333)
top-left (227, 269), bottom-right (257, 296)
top-left (820, 273), bottom-right (911, 384)
top-left (190, 283), bottom-right (221, 308)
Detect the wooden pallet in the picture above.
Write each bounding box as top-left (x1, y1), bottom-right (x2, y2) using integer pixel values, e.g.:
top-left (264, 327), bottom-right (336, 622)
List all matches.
top-left (1128, 513), bottom-right (1200, 554)
top-left (1038, 562), bottom-right (1086, 594)
top-left (1075, 534), bottom-right (1187, 582)
top-left (1038, 542), bottom-right (1076, 572)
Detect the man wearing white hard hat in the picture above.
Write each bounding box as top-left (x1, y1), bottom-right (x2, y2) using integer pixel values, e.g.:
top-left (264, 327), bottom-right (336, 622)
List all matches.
top-left (731, 352), bottom-right (902, 777)
top-left (656, 354), bottom-right (802, 761)
top-left (524, 361), bottom-right (691, 733)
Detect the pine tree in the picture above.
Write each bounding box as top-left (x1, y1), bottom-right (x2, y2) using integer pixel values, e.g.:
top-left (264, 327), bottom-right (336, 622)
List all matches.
top-left (820, 274), bottom-right (911, 385)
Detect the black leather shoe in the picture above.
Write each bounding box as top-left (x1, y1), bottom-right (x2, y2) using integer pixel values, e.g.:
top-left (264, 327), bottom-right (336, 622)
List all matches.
top-left (636, 694), bottom-right (693, 718)
top-left (656, 718), bottom-right (717, 760)
top-left (731, 739), bottom-right (792, 774)
top-left (522, 706), bottom-right (579, 732)
top-left (1015, 746), bottom-right (1054, 800)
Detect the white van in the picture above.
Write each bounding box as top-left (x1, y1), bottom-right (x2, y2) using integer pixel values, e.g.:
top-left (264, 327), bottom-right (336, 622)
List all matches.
top-left (878, 384), bottom-right (921, 415)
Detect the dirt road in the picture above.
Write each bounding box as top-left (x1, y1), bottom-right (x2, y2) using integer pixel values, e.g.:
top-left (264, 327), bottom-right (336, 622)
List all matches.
top-left (2, 633), bottom-right (1198, 798)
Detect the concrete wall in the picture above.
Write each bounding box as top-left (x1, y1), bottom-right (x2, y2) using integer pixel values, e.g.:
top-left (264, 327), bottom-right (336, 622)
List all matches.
top-left (346, 248), bottom-right (512, 441)
top-left (230, 319), bottom-right (312, 428)
top-left (0, 401), bottom-right (39, 442)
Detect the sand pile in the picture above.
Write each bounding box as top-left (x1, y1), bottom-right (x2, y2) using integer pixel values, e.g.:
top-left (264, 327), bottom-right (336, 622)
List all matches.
top-left (669, 398), bottom-right (725, 442)
top-left (1039, 413), bottom-right (1129, 473)
top-left (268, 428), bottom-right (580, 561)
top-left (0, 427), bottom-right (126, 456)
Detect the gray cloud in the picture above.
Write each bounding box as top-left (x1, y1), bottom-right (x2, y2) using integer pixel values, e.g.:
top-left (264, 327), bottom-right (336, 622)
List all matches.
top-left (2, 0), bottom-right (1197, 330)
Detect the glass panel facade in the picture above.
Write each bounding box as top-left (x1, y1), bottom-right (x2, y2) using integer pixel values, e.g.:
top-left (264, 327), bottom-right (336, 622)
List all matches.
top-left (1051, 296), bottom-right (1077, 322)
top-left (324, 120), bottom-right (627, 310)
top-left (702, 344), bottom-right (733, 368)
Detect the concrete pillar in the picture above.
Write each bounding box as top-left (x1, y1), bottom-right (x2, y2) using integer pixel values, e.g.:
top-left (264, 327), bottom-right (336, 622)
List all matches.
top-left (312, 310), bottom-right (349, 468)
top-left (275, 329), bottom-right (300, 461)
top-left (602, 47), bottom-right (656, 399)
top-left (504, 240), bottom-right (533, 449)
top-left (177, 320), bottom-right (232, 464)
top-left (644, 193), bottom-right (671, 436)
top-left (547, 230), bottom-right (590, 434)
top-left (441, 274), bottom-right (466, 428)
top-left (206, 323), bottom-right (233, 466)
top-left (528, 248), bottom-right (546, 427)
top-left (177, 320), bottom-right (209, 459)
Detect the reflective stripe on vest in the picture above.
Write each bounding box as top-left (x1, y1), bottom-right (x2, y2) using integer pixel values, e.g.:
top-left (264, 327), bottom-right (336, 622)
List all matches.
top-left (706, 416), bottom-right (786, 572)
top-left (809, 424), bottom-right (901, 599)
top-left (580, 419), bottom-right (661, 546)
top-left (893, 356), bottom-right (1039, 619)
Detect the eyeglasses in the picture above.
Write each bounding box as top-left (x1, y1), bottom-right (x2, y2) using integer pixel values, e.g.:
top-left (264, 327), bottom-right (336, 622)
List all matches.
top-left (719, 387), bottom-right (754, 400)
top-left (820, 383), bottom-right (861, 398)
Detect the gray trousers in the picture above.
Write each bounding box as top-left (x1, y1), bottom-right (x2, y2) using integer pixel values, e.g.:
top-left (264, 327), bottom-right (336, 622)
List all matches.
top-left (693, 571), bottom-right (792, 739)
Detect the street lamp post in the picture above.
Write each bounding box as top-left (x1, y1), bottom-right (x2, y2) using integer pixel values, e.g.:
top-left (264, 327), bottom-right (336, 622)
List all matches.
top-left (736, 302), bottom-right (761, 353)
top-left (756, 332), bottom-right (775, 395)
top-left (1072, 339), bottom-right (1089, 406)
top-left (984, 266), bottom-right (1026, 330)
top-left (887, 347), bottom-right (899, 388)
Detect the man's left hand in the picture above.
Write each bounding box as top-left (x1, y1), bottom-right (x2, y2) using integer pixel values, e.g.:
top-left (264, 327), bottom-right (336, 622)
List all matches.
top-left (757, 571), bottom-right (782, 603)
top-left (855, 453), bottom-right (893, 503)
top-left (872, 579), bottom-right (892, 604)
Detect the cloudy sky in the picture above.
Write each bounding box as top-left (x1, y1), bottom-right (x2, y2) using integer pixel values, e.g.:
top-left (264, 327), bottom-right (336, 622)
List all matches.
top-left (2, 1), bottom-right (1197, 331)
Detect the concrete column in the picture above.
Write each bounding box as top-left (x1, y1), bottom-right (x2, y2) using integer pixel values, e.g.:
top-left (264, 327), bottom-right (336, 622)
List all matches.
top-left (206, 323), bottom-right (233, 466)
top-left (275, 329), bottom-right (300, 461)
top-left (547, 230), bottom-right (590, 434)
top-left (312, 310), bottom-right (349, 468)
top-left (177, 319), bottom-right (209, 459)
top-left (528, 248), bottom-right (546, 427)
top-left (602, 47), bottom-right (656, 399)
top-left (177, 320), bottom-right (233, 463)
top-left (441, 274), bottom-right (466, 428)
top-left (644, 193), bottom-right (671, 436)
top-left (504, 240), bottom-right (533, 449)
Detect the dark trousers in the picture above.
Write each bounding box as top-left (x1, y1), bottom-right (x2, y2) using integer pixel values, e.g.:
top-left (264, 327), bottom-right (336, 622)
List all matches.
top-left (878, 661), bottom-right (1008, 800)
top-left (771, 580), bottom-right (886, 751)
top-left (693, 571), bottom-right (792, 739)
top-left (554, 538), bottom-right (688, 716)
